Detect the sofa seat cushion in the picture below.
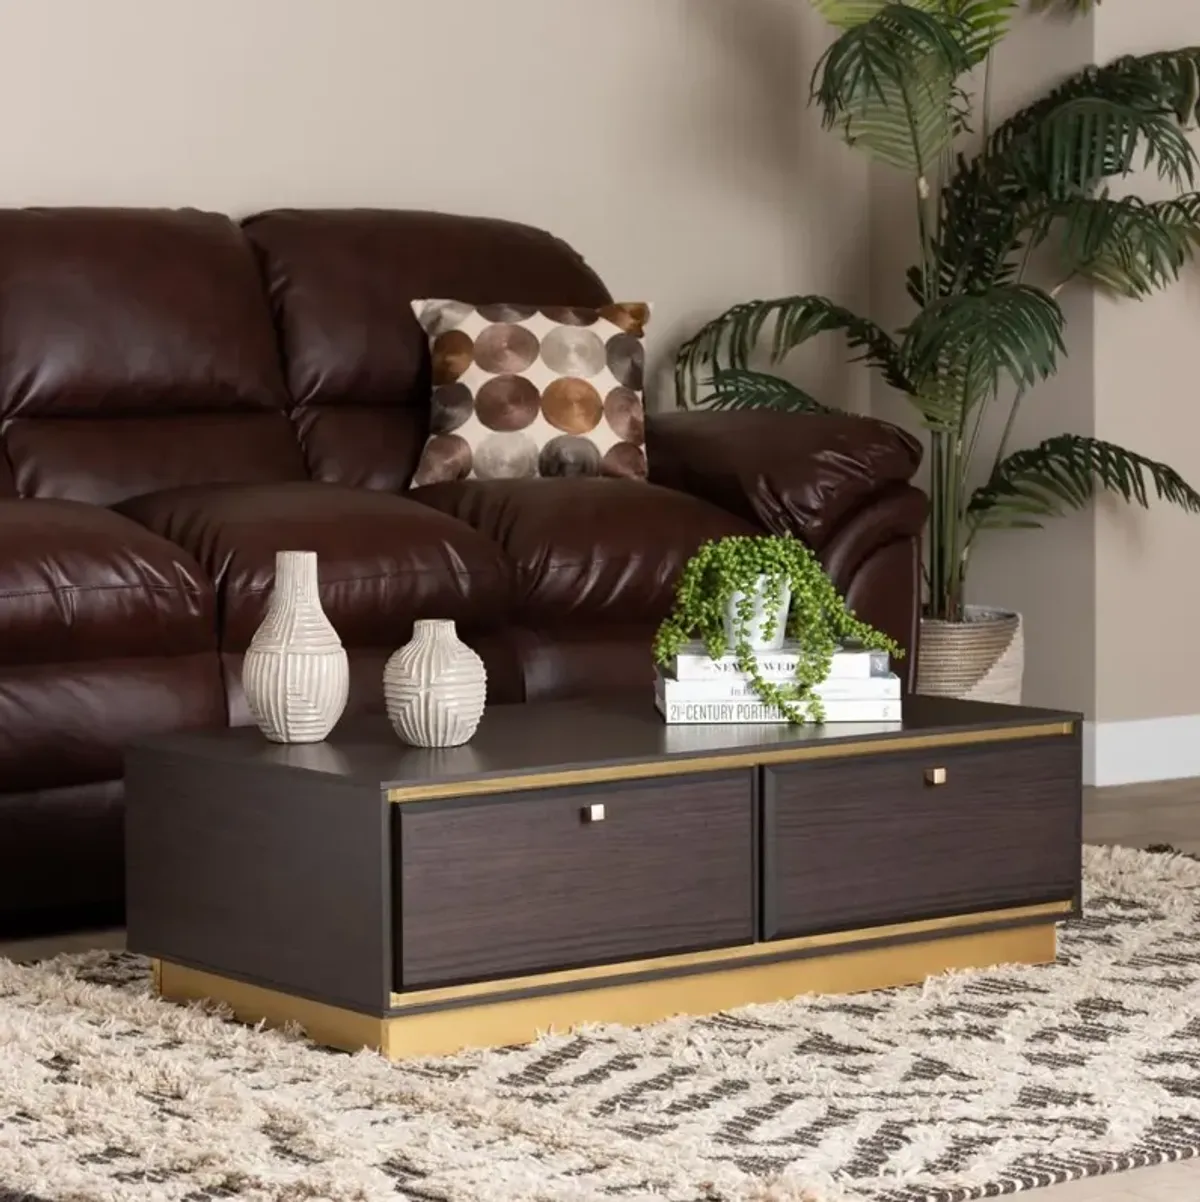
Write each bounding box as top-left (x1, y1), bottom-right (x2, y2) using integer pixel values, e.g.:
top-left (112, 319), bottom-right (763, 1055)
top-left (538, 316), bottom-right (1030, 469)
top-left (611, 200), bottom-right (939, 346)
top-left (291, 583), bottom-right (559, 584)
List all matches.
top-left (0, 500), bottom-right (215, 664)
top-left (116, 482), bottom-right (514, 651)
top-left (412, 478), bottom-right (756, 623)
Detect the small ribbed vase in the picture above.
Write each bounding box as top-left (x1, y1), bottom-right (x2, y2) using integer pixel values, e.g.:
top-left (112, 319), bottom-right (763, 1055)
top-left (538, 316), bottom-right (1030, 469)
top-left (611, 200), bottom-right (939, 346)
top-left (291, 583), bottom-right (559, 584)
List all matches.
top-left (243, 551), bottom-right (350, 744)
top-left (384, 620), bottom-right (487, 748)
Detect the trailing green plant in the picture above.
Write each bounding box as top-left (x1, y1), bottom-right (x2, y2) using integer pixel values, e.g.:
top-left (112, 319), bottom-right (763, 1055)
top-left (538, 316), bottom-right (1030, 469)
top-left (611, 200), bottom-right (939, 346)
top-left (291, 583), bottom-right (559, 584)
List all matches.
top-left (675, 0), bottom-right (1200, 623)
top-left (653, 534), bottom-right (902, 721)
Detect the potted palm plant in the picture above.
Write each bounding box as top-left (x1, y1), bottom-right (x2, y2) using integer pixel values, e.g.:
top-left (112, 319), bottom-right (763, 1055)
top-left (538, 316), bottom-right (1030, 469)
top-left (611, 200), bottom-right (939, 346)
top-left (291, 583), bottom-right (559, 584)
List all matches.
top-left (675, 0), bottom-right (1200, 702)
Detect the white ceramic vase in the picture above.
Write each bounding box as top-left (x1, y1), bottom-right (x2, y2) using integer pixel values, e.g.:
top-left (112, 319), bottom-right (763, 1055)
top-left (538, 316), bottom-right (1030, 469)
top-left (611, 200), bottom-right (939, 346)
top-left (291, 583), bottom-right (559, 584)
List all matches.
top-left (242, 551), bottom-right (350, 744)
top-left (384, 619), bottom-right (487, 748)
top-left (723, 575), bottom-right (793, 652)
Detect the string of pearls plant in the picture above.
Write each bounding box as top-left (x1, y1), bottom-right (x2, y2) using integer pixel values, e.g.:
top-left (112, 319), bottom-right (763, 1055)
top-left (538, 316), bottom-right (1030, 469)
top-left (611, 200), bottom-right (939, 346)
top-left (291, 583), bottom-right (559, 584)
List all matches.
top-left (653, 535), bottom-right (903, 722)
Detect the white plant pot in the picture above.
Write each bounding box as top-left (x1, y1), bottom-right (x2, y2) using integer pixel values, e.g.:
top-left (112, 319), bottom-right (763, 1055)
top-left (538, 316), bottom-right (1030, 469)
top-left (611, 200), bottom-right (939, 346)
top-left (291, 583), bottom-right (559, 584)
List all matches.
top-left (243, 551), bottom-right (350, 743)
top-left (384, 619), bottom-right (488, 748)
top-left (723, 575), bottom-right (793, 652)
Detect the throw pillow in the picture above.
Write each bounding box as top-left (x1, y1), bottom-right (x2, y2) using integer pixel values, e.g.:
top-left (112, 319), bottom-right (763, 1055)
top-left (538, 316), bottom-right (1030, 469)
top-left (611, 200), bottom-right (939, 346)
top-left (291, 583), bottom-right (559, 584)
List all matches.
top-left (409, 300), bottom-right (650, 486)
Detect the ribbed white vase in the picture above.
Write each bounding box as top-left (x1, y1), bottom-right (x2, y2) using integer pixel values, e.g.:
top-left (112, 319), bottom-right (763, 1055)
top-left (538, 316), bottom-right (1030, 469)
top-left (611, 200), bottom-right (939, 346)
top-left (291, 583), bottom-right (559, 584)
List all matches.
top-left (243, 551), bottom-right (350, 744)
top-left (384, 619), bottom-right (487, 748)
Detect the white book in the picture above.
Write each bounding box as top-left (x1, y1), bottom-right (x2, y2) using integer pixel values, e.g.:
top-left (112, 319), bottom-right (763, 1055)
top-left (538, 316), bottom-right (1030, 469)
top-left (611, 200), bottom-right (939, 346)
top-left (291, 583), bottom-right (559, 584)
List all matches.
top-left (655, 670), bottom-right (901, 703)
top-left (672, 641), bottom-right (891, 683)
top-left (655, 696), bottom-right (903, 725)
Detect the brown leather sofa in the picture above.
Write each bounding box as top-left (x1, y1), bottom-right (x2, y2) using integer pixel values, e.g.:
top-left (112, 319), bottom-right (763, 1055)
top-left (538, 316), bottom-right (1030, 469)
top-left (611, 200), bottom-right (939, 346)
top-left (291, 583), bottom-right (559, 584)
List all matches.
top-left (0, 207), bottom-right (926, 936)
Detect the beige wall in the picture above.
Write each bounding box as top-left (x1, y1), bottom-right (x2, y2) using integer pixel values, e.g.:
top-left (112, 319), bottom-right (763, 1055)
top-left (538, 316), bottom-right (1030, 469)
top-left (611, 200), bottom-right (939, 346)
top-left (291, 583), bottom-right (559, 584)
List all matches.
top-left (0, 0), bottom-right (872, 413)
top-left (1093, 4), bottom-right (1200, 727)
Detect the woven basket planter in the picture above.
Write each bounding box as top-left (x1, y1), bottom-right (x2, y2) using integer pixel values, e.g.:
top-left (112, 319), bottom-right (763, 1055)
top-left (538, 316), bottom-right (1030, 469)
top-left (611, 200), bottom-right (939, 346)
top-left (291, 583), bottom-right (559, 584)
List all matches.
top-left (916, 605), bottom-right (1024, 705)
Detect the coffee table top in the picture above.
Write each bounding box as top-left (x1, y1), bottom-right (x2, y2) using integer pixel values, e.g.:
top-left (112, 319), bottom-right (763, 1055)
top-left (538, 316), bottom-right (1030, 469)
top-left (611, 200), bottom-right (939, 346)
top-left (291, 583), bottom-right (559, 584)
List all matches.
top-left (134, 695), bottom-right (1080, 802)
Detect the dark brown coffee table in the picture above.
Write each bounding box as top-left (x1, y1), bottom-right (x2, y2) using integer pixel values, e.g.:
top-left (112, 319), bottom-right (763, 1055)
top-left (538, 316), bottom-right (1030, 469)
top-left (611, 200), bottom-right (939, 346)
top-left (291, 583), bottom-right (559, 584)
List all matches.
top-left (125, 695), bottom-right (1082, 1059)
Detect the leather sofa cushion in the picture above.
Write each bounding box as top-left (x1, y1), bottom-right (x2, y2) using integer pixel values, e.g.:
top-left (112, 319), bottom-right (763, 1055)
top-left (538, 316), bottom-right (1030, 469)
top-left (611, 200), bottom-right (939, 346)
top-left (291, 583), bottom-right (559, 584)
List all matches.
top-left (0, 500), bottom-right (215, 663)
top-left (500, 625), bottom-right (660, 702)
top-left (117, 482), bottom-right (514, 651)
top-left (243, 209), bottom-right (613, 491)
top-left (292, 406), bottom-right (428, 494)
top-left (0, 655), bottom-right (224, 794)
top-left (3, 413), bottom-right (306, 507)
top-left (0, 208), bottom-right (287, 420)
top-left (0, 780), bottom-right (125, 925)
top-left (0, 207), bottom-right (303, 506)
top-left (243, 209), bottom-right (612, 413)
top-left (412, 478), bottom-right (757, 623)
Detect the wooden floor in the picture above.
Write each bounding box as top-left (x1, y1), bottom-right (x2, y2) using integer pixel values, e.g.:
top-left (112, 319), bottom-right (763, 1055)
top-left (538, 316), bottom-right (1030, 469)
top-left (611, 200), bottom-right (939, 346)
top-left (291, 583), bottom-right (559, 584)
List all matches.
top-left (1083, 777), bottom-right (1200, 853)
top-left (0, 779), bottom-right (1198, 1200)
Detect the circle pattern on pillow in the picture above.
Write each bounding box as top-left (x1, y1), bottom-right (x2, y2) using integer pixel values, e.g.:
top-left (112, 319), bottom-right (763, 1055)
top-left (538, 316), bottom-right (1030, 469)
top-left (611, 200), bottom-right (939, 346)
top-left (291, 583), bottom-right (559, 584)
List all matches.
top-left (540, 435), bottom-right (602, 477)
top-left (412, 433), bottom-right (473, 486)
top-left (432, 331), bottom-right (474, 384)
top-left (474, 323), bottom-right (540, 374)
top-left (541, 327), bottom-right (607, 378)
top-left (603, 387), bottom-right (645, 444)
top-left (408, 300), bottom-right (651, 484)
top-left (478, 302), bottom-right (537, 322)
top-left (429, 383), bottom-right (475, 434)
top-left (476, 376), bottom-right (541, 431)
top-left (542, 378), bottom-right (603, 434)
top-left (473, 431), bottom-right (540, 480)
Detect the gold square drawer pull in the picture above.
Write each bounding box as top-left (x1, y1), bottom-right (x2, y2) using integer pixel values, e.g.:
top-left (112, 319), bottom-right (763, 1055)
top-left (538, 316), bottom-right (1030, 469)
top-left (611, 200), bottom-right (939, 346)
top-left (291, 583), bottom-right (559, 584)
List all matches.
top-left (925, 767), bottom-right (948, 786)
top-left (582, 803), bottom-right (607, 823)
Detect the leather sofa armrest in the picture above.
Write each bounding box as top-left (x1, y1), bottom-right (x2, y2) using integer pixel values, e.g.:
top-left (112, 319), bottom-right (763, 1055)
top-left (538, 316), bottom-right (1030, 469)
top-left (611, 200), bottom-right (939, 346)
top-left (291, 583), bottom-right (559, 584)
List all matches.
top-left (0, 449), bottom-right (14, 497)
top-left (645, 410), bottom-right (924, 553)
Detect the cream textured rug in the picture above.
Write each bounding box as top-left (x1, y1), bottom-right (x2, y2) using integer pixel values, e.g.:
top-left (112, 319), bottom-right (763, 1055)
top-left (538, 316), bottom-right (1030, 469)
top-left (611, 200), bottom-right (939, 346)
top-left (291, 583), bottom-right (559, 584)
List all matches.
top-left (3, 845), bottom-right (1200, 1202)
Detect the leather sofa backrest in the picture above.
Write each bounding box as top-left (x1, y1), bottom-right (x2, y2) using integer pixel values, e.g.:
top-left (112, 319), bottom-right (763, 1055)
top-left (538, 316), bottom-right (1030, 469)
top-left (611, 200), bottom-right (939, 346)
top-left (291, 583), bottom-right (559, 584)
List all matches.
top-left (0, 208), bottom-right (305, 506)
top-left (243, 209), bottom-right (612, 491)
top-left (0, 207), bottom-right (612, 504)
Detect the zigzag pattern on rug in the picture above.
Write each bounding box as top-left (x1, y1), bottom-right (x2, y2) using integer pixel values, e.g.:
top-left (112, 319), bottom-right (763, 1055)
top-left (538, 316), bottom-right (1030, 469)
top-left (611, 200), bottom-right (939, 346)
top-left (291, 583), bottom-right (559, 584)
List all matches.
top-left (0, 845), bottom-right (1198, 1202)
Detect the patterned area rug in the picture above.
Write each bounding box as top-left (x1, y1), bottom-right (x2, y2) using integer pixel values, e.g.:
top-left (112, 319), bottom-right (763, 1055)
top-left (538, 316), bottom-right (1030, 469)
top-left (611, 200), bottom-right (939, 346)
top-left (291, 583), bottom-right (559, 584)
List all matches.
top-left (3, 845), bottom-right (1200, 1202)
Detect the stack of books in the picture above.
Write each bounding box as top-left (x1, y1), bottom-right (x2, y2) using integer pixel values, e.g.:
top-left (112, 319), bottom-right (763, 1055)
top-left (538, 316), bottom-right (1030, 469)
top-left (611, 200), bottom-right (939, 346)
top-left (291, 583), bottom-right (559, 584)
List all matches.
top-left (655, 641), bottom-right (902, 725)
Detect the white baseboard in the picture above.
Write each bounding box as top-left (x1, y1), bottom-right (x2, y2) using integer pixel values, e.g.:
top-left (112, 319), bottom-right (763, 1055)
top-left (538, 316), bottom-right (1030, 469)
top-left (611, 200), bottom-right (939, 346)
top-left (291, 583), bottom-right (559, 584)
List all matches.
top-left (1083, 715), bottom-right (1200, 787)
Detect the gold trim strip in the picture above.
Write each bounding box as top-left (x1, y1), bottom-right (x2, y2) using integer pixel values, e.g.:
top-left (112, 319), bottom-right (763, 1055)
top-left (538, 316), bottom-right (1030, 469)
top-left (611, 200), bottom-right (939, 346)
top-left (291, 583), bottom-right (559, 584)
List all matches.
top-left (386, 722), bottom-right (1075, 802)
top-left (157, 960), bottom-right (389, 1055)
top-left (157, 923), bottom-right (1058, 1061)
top-left (390, 899), bottom-right (1072, 1008)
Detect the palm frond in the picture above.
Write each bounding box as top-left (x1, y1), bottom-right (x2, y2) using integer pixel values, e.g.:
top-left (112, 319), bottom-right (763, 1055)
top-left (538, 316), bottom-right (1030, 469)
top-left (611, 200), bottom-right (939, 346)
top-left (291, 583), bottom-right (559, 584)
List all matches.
top-left (1052, 192), bottom-right (1200, 296)
top-left (969, 434), bottom-right (1200, 530)
top-left (909, 153), bottom-right (1028, 305)
top-left (950, 0), bottom-right (1020, 66)
top-left (989, 58), bottom-right (1200, 195)
top-left (810, 0), bottom-right (937, 28)
top-left (923, 50), bottom-right (1200, 302)
top-left (813, 0), bottom-right (1016, 63)
top-left (901, 285), bottom-right (1065, 404)
top-left (700, 369), bottom-right (841, 416)
top-left (1134, 48), bottom-right (1200, 128)
top-left (674, 296), bottom-right (911, 408)
top-left (835, 56), bottom-right (958, 173)
top-left (812, 5), bottom-right (970, 175)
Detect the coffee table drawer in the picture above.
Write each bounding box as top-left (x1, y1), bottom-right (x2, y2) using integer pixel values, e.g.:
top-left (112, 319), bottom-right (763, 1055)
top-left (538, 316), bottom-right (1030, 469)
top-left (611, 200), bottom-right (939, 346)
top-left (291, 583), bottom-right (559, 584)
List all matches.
top-left (764, 737), bottom-right (1080, 939)
top-left (395, 770), bottom-right (754, 989)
